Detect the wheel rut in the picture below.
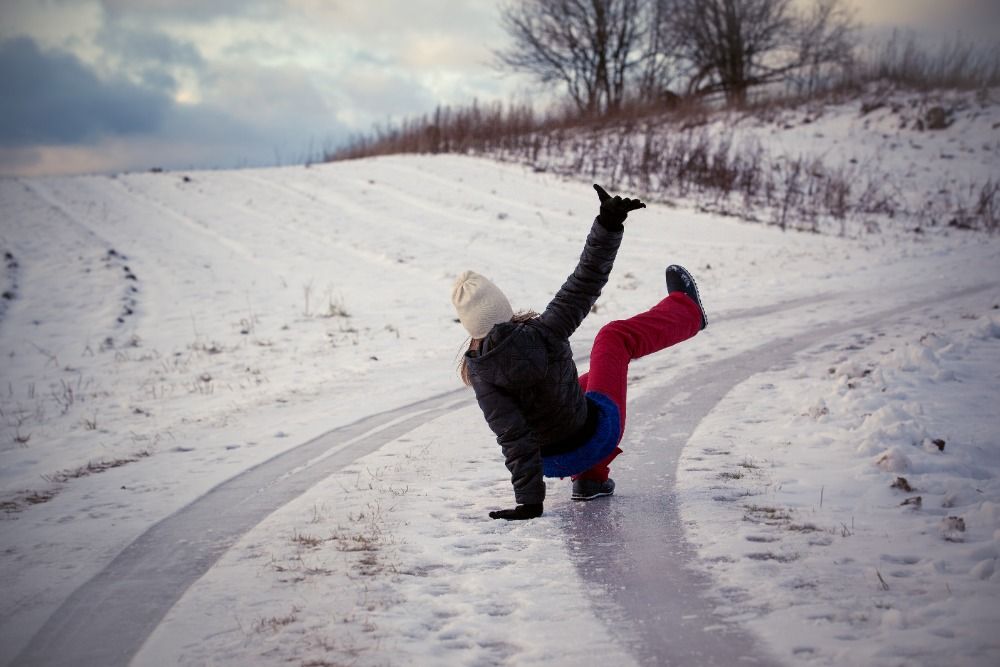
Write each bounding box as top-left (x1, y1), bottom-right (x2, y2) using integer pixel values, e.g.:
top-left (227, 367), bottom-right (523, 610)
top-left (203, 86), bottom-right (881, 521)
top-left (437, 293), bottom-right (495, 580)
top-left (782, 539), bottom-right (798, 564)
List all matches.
top-left (560, 281), bottom-right (998, 666)
top-left (13, 286), bottom-right (994, 667)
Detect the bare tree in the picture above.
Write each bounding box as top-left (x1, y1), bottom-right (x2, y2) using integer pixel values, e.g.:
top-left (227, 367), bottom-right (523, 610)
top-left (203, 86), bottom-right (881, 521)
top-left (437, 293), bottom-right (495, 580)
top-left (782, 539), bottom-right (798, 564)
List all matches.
top-left (672, 0), bottom-right (792, 104)
top-left (670, 0), bottom-right (856, 105)
top-left (791, 0), bottom-right (858, 94)
top-left (637, 0), bottom-right (684, 104)
top-left (496, 0), bottom-right (650, 114)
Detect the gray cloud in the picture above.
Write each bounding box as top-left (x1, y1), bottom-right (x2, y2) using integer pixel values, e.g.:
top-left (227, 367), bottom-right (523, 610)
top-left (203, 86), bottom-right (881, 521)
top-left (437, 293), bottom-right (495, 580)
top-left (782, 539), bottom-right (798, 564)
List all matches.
top-left (96, 23), bottom-right (204, 70)
top-left (188, 61), bottom-right (341, 149)
top-left (0, 0), bottom-right (519, 174)
top-left (332, 63), bottom-right (436, 117)
top-left (99, 0), bottom-right (278, 23)
top-left (139, 67), bottom-right (179, 93)
top-left (0, 36), bottom-right (170, 146)
top-left (0, 32), bottom-right (346, 174)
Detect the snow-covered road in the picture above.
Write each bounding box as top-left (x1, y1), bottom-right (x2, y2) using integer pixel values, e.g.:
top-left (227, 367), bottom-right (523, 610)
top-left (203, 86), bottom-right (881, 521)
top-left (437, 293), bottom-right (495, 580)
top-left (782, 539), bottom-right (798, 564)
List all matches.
top-left (2, 152), bottom-right (999, 666)
top-left (564, 282), bottom-right (997, 666)
top-left (10, 292), bottom-right (818, 666)
top-left (14, 282), bottom-right (996, 667)
top-left (13, 388), bottom-right (470, 666)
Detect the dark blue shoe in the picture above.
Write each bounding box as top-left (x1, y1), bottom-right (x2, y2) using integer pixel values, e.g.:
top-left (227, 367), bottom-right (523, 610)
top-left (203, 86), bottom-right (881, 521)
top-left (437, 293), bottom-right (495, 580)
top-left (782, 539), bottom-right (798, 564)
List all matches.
top-left (665, 265), bottom-right (707, 330)
top-left (572, 478), bottom-right (615, 501)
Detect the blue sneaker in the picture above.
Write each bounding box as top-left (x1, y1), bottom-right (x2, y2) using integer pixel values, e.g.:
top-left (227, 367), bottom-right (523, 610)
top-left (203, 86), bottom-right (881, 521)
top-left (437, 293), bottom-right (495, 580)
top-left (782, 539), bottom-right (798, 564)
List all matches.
top-left (665, 265), bottom-right (707, 330)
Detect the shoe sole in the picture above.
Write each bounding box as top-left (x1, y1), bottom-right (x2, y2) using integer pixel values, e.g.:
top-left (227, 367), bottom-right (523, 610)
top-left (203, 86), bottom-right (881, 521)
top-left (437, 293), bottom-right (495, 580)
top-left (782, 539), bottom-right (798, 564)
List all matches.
top-left (666, 265), bottom-right (707, 330)
top-left (572, 490), bottom-right (615, 501)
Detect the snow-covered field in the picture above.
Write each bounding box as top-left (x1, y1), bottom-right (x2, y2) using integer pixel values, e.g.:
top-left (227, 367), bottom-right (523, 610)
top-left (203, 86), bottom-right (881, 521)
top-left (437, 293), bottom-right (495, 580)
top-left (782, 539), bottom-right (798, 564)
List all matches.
top-left (523, 87), bottom-right (1000, 236)
top-left (1, 131), bottom-right (998, 665)
top-left (680, 296), bottom-right (1000, 666)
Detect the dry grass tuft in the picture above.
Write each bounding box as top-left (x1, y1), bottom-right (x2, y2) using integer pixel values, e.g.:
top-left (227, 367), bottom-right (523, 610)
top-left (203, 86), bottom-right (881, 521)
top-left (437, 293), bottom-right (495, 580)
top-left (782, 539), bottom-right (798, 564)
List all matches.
top-left (42, 449), bottom-right (152, 483)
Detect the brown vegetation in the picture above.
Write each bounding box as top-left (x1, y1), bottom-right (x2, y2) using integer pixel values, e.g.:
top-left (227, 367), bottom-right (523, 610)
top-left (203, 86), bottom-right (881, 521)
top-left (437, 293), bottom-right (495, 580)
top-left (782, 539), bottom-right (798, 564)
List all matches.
top-left (327, 13), bottom-right (1000, 235)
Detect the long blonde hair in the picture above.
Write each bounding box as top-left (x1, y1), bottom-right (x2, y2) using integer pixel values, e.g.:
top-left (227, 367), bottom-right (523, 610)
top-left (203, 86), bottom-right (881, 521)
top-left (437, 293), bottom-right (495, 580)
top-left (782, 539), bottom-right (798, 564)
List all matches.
top-left (458, 310), bottom-right (539, 386)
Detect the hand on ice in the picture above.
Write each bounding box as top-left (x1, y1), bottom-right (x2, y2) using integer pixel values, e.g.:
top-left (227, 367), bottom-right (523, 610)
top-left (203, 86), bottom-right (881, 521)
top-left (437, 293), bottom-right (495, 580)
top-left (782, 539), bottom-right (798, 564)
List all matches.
top-left (489, 503), bottom-right (543, 521)
top-left (594, 184), bottom-right (645, 231)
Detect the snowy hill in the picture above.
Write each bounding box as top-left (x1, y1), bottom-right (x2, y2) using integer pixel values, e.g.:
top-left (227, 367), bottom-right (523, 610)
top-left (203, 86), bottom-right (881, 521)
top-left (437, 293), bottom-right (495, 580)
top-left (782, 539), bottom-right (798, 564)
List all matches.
top-left (473, 86), bottom-right (1000, 237)
top-left (1, 136), bottom-right (999, 665)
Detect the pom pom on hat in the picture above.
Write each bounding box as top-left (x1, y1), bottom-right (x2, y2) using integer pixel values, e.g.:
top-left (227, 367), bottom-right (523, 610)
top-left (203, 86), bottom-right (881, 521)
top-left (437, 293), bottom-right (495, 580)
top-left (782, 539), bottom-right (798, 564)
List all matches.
top-left (451, 270), bottom-right (514, 339)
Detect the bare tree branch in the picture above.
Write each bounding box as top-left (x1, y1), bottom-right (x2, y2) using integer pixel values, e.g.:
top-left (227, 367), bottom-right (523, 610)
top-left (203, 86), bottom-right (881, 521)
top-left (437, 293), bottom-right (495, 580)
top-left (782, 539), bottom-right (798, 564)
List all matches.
top-left (497, 0), bottom-right (857, 111)
top-left (496, 0), bottom-right (656, 113)
top-left (669, 0), bottom-right (856, 104)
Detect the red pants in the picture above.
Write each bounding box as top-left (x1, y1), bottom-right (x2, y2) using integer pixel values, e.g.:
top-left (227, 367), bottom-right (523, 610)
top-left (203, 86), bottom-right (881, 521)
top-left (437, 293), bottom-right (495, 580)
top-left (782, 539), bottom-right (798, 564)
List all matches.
top-left (574, 292), bottom-right (702, 482)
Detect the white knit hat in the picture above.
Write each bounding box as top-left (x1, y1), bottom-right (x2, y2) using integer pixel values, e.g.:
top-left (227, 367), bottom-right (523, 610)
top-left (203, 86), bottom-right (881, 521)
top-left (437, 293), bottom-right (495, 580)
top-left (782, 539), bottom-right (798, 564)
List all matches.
top-left (451, 270), bottom-right (514, 339)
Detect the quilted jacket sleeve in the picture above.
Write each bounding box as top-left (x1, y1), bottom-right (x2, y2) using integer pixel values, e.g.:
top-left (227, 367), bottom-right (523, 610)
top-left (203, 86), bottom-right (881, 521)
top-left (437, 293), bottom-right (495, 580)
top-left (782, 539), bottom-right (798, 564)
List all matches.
top-left (538, 217), bottom-right (624, 340)
top-left (470, 375), bottom-right (546, 505)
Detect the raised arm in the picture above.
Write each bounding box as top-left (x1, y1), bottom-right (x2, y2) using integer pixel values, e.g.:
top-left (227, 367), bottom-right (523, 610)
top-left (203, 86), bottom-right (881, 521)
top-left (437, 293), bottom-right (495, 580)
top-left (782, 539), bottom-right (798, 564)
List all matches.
top-left (538, 185), bottom-right (645, 339)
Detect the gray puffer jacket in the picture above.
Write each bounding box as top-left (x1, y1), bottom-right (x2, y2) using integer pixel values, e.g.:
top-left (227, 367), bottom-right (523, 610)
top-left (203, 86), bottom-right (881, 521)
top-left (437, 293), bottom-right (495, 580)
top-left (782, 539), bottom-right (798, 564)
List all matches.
top-left (464, 218), bottom-right (623, 504)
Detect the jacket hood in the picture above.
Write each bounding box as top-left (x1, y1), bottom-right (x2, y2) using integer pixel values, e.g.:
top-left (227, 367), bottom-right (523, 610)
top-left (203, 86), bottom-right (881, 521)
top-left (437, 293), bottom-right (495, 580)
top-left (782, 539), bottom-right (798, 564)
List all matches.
top-left (466, 321), bottom-right (548, 389)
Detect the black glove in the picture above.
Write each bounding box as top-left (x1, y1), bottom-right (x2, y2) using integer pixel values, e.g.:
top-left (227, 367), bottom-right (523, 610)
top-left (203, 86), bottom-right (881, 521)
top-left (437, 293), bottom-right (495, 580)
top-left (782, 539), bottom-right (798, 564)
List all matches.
top-left (594, 184), bottom-right (646, 231)
top-left (489, 503), bottom-right (543, 521)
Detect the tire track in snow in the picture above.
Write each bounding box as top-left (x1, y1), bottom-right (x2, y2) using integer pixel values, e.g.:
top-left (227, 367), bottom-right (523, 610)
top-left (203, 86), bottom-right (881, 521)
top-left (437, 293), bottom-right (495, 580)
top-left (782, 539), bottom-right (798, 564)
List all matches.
top-left (231, 171), bottom-right (448, 282)
top-left (560, 281), bottom-right (999, 667)
top-left (107, 178), bottom-right (262, 267)
top-left (352, 158), bottom-right (579, 239)
top-left (17, 180), bottom-right (143, 335)
top-left (21, 180), bottom-right (118, 249)
top-left (11, 393), bottom-right (469, 667)
top-left (124, 171), bottom-right (426, 291)
top-left (12, 287), bottom-right (992, 667)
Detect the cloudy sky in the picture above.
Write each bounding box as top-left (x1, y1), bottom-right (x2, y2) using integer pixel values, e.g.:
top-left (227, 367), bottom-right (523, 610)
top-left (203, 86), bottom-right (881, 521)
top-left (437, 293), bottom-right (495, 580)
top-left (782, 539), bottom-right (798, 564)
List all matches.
top-left (1, 0), bottom-right (997, 177)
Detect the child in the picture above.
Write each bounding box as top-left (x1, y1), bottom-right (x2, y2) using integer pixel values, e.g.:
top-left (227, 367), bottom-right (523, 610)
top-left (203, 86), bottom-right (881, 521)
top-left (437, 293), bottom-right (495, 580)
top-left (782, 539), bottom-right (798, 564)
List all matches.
top-left (453, 185), bottom-right (706, 521)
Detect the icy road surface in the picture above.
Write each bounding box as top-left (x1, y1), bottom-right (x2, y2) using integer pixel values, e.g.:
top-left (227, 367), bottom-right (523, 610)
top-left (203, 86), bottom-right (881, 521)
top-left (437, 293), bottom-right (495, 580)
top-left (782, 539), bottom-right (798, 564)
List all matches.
top-left (2, 153), bottom-right (999, 666)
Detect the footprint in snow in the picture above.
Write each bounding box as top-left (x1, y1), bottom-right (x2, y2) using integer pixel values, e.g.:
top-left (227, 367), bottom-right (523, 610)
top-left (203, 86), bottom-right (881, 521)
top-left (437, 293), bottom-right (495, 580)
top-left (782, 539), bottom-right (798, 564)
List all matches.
top-left (426, 582), bottom-right (452, 597)
top-left (746, 552), bottom-right (799, 562)
top-left (476, 601), bottom-right (516, 617)
top-left (880, 554), bottom-right (920, 565)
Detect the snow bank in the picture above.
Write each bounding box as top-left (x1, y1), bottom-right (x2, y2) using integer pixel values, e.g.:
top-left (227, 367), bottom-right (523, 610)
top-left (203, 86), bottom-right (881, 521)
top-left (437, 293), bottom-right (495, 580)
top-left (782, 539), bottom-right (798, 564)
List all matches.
top-left (678, 296), bottom-right (1000, 666)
